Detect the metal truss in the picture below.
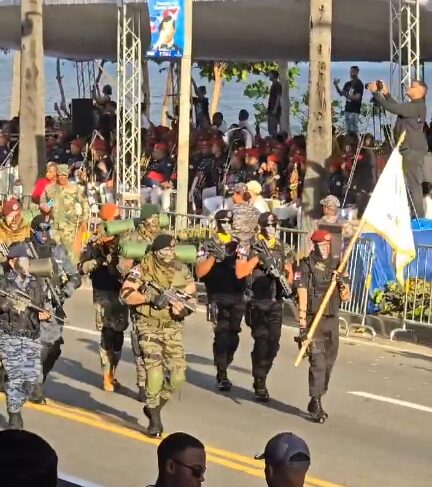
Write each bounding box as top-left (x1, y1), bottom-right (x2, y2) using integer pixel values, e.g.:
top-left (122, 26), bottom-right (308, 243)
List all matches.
top-left (116, 3), bottom-right (142, 207)
top-left (75, 61), bottom-right (96, 98)
top-left (389, 0), bottom-right (421, 101)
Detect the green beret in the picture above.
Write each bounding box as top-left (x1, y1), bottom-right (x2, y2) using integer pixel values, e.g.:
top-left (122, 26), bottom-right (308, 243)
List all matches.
top-left (140, 204), bottom-right (160, 220)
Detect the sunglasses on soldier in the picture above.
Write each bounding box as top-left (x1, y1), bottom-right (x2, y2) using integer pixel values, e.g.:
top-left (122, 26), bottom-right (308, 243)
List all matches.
top-left (172, 459), bottom-right (206, 478)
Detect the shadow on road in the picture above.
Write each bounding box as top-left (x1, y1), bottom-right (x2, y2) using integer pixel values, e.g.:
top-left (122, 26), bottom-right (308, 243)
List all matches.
top-left (386, 349), bottom-right (432, 363)
top-left (45, 358), bottom-right (141, 427)
top-left (185, 364), bottom-right (304, 419)
top-left (186, 353), bottom-right (251, 375)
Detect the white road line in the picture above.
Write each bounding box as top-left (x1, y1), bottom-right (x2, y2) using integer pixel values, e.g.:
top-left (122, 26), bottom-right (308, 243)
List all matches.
top-left (59, 473), bottom-right (105, 487)
top-left (348, 391), bottom-right (432, 414)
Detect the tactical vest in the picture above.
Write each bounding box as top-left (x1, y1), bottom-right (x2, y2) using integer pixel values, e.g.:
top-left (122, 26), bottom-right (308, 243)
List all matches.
top-left (304, 257), bottom-right (340, 316)
top-left (250, 240), bottom-right (285, 301)
top-left (133, 260), bottom-right (190, 321)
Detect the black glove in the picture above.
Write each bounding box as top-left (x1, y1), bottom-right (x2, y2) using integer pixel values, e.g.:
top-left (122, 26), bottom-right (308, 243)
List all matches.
top-left (171, 306), bottom-right (192, 321)
top-left (294, 328), bottom-right (310, 358)
top-left (151, 294), bottom-right (170, 310)
top-left (258, 252), bottom-right (274, 270)
top-left (206, 242), bottom-right (225, 262)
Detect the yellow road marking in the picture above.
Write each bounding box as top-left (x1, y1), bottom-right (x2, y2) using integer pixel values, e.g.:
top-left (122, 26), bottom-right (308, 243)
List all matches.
top-left (6, 398), bottom-right (346, 487)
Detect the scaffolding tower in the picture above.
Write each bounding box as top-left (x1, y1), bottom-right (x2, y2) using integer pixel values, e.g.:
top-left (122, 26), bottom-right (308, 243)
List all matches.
top-left (389, 0), bottom-right (421, 101)
top-left (75, 61), bottom-right (96, 98)
top-left (116, 2), bottom-right (142, 208)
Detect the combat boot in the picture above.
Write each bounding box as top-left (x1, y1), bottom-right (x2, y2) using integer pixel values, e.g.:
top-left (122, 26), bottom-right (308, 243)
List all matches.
top-left (108, 365), bottom-right (120, 389)
top-left (143, 406), bottom-right (163, 438)
top-left (8, 411), bottom-right (23, 430)
top-left (216, 369), bottom-right (232, 392)
top-left (253, 377), bottom-right (270, 402)
top-left (307, 396), bottom-right (328, 422)
top-left (137, 386), bottom-right (146, 403)
top-left (103, 372), bottom-right (114, 392)
top-left (30, 383), bottom-right (47, 405)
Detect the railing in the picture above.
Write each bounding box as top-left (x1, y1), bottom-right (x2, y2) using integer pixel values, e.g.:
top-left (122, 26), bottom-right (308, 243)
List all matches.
top-left (339, 238), bottom-right (376, 340)
top-left (390, 244), bottom-right (432, 340)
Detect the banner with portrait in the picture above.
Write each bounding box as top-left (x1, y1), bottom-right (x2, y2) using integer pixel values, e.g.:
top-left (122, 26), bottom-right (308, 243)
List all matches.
top-left (146, 0), bottom-right (185, 58)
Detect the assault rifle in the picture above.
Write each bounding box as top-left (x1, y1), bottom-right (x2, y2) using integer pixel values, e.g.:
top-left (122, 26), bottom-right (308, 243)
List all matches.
top-left (252, 240), bottom-right (292, 299)
top-left (0, 288), bottom-right (69, 324)
top-left (203, 238), bottom-right (225, 261)
top-left (143, 281), bottom-right (196, 313)
top-left (27, 242), bottom-right (67, 320)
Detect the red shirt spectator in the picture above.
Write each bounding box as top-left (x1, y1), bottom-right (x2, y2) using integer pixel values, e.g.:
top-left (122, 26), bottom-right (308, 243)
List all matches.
top-left (31, 163), bottom-right (57, 204)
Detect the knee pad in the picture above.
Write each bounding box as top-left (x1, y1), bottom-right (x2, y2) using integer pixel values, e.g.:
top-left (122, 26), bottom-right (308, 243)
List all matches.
top-left (170, 367), bottom-right (186, 391)
top-left (112, 331), bottom-right (124, 353)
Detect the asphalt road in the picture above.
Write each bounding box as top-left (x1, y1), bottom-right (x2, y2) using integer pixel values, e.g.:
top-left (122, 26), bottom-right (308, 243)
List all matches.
top-left (1, 288), bottom-right (431, 487)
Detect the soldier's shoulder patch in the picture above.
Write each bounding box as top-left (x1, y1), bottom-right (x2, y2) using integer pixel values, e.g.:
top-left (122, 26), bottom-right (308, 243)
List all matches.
top-left (294, 271), bottom-right (302, 281)
top-left (236, 244), bottom-right (249, 258)
top-left (197, 245), bottom-right (207, 258)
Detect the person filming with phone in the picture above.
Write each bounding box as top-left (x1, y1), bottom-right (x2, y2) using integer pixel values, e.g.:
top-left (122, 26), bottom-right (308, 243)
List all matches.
top-left (367, 79), bottom-right (428, 218)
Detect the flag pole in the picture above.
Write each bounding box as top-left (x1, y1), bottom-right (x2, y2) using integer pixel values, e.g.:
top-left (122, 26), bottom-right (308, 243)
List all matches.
top-left (294, 131), bottom-right (406, 367)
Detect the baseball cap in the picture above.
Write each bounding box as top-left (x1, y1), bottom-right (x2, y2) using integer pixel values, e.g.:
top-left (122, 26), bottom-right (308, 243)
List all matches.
top-left (31, 214), bottom-right (51, 230)
top-left (233, 182), bottom-right (247, 194)
top-left (214, 209), bottom-right (233, 222)
top-left (7, 244), bottom-right (29, 259)
top-left (141, 203), bottom-right (160, 221)
top-left (2, 198), bottom-right (21, 217)
top-left (255, 432), bottom-right (310, 466)
top-left (246, 180), bottom-right (263, 195)
top-left (320, 195), bottom-right (340, 208)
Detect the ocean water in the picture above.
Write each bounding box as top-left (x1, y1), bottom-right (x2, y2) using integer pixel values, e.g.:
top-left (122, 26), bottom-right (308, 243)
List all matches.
top-left (0, 54), bottom-right (431, 133)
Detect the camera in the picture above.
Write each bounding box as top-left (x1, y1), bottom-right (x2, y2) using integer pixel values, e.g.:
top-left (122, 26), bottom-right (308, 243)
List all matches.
top-left (365, 80), bottom-right (383, 91)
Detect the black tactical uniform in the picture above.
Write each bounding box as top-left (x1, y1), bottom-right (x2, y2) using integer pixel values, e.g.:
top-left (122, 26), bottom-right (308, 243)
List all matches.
top-left (293, 229), bottom-right (349, 420)
top-left (28, 215), bottom-right (81, 403)
top-left (236, 212), bottom-right (292, 401)
top-left (196, 210), bottom-right (245, 391)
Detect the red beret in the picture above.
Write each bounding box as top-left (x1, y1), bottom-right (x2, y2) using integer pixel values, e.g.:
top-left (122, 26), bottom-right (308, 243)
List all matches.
top-left (2, 198), bottom-right (21, 217)
top-left (71, 139), bottom-right (83, 150)
top-left (154, 142), bottom-right (168, 152)
top-left (234, 148), bottom-right (246, 159)
top-left (246, 148), bottom-right (261, 159)
top-left (267, 154), bottom-right (280, 163)
top-left (311, 230), bottom-right (332, 243)
top-left (92, 138), bottom-right (106, 152)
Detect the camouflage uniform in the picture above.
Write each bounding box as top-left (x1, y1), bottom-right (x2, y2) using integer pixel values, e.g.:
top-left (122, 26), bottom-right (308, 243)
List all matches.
top-left (80, 233), bottom-right (129, 384)
top-left (118, 216), bottom-right (160, 391)
top-left (231, 202), bottom-right (260, 243)
top-left (0, 272), bottom-right (45, 415)
top-left (127, 253), bottom-right (193, 409)
top-left (41, 181), bottom-right (89, 263)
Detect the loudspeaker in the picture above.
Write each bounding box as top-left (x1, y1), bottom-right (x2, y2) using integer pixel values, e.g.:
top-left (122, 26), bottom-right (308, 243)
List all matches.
top-left (71, 98), bottom-right (95, 138)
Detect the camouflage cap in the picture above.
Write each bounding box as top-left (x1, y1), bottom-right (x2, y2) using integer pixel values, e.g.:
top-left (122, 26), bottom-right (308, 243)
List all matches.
top-left (320, 195), bottom-right (340, 208)
top-left (57, 164), bottom-right (69, 176)
top-left (140, 203), bottom-right (160, 220)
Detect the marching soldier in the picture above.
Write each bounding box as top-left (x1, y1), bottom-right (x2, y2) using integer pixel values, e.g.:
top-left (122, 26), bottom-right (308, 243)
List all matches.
top-left (293, 230), bottom-right (350, 422)
top-left (231, 183), bottom-right (260, 244)
top-left (235, 212), bottom-right (294, 402)
top-left (118, 203), bottom-right (161, 402)
top-left (40, 164), bottom-right (89, 263)
top-left (120, 234), bottom-right (196, 438)
top-left (27, 214), bottom-right (82, 404)
top-left (0, 245), bottom-right (51, 429)
top-left (79, 204), bottom-right (129, 392)
top-left (195, 210), bottom-right (246, 391)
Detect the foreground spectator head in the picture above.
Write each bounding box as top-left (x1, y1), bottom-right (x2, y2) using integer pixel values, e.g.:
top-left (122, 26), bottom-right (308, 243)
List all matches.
top-left (157, 432), bottom-right (206, 487)
top-left (0, 430), bottom-right (58, 487)
top-left (320, 195), bottom-right (340, 216)
top-left (256, 432), bottom-right (310, 487)
top-left (212, 112), bottom-right (224, 128)
top-left (407, 79), bottom-right (428, 101)
top-left (239, 109), bottom-right (249, 122)
top-left (46, 162), bottom-right (58, 181)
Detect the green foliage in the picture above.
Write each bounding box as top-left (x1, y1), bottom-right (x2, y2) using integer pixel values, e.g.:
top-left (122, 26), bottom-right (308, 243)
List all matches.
top-left (371, 279), bottom-right (432, 320)
top-left (196, 61), bottom-right (280, 83)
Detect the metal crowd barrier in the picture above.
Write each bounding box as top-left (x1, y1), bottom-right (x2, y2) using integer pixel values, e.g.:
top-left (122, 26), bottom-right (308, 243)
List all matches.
top-left (339, 237), bottom-right (376, 340)
top-left (391, 244), bottom-right (432, 341)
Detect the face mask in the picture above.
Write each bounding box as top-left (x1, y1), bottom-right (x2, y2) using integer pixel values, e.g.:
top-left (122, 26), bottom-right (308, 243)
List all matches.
top-left (218, 221), bottom-right (232, 235)
top-left (15, 257), bottom-right (30, 275)
top-left (155, 247), bottom-right (176, 264)
top-left (263, 225), bottom-right (277, 240)
top-left (34, 230), bottom-right (49, 244)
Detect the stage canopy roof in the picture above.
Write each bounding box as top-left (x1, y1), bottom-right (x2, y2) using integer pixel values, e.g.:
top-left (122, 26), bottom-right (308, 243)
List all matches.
top-left (0, 0), bottom-right (432, 62)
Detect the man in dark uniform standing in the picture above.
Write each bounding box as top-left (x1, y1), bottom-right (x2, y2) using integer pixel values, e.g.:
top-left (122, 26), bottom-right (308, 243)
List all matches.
top-left (368, 79), bottom-right (428, 218)
top-left (195, 210), bottom-right (245, 391)
top-left (235, 212), bottom-right (293, 402)
top-left (293, 230), bottom-right (350, 422)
